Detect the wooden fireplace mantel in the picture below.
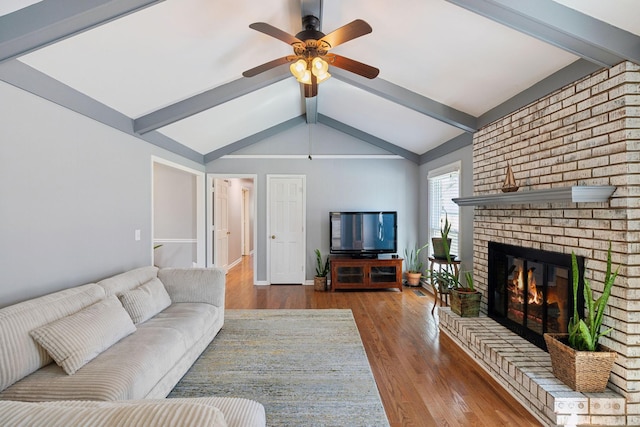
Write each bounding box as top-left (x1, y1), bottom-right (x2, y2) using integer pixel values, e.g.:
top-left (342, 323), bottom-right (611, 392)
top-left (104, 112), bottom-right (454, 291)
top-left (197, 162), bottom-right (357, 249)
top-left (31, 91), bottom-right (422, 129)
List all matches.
top-left (452, 185), bottom-right (616, 207)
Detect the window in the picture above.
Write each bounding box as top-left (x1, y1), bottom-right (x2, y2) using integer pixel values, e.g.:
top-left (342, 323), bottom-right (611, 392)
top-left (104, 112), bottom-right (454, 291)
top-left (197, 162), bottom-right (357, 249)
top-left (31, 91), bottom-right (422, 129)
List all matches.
top-left (428, 162), bottom-right (460, 256)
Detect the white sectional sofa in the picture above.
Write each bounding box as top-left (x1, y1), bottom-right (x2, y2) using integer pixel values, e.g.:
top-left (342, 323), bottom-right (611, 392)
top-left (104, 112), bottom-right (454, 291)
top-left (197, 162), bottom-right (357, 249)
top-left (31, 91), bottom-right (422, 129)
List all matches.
top-left (0, 266), bottom-right (265, 427)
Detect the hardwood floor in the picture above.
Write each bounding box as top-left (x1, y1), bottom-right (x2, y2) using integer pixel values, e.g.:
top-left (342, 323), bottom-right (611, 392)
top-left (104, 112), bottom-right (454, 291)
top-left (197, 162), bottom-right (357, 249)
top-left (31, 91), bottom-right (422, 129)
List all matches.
top-left (225, 256), bottom-right (542, 427)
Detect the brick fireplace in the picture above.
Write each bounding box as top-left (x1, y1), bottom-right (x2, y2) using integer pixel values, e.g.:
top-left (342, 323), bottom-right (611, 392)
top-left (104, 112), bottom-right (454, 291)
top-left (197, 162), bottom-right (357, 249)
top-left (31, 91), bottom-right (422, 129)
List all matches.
top-left (440, 61), bottom-right (640, 426)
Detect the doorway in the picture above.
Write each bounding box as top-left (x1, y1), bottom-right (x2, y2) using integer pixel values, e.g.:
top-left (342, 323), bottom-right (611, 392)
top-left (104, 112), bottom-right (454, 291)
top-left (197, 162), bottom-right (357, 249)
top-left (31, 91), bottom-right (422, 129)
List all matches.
top-left (207, 174), bottom-right (257, 280)
top-left (152, 157), bottom-right (205, 267)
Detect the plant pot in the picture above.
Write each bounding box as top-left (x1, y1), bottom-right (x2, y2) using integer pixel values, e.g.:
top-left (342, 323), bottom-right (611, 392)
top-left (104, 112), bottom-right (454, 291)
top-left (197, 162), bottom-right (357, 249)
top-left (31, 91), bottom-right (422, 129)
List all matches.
top-left (405, 272), bottom-right (422, 287)
top-left (314, 276), bottom-right (327, 291)
top-left (450, 289), bottom-right (481, 317)
top-left (544, 333), bottom-right (617, 392)
top-left (431, 237), bottom-right (452, 259)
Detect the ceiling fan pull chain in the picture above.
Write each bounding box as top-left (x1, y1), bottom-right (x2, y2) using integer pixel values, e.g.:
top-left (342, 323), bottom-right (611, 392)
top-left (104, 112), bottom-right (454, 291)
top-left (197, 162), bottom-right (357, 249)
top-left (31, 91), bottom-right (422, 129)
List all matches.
top-left (308, 124), bottom-right (313, 160)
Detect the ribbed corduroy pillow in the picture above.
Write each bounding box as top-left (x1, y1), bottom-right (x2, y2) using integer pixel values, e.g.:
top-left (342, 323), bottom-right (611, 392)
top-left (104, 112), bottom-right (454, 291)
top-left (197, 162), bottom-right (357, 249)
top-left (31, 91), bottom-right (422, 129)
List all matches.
top-left (29, 295), bottom-right (136, 375)
top-left (118, 277), bottom-right (171, 324)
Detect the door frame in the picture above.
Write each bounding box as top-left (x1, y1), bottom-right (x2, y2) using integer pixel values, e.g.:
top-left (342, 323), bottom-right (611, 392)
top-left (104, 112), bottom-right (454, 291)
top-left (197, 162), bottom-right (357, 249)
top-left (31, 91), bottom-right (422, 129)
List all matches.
top-left (242, 186), bottom-right (251, 256)
top-left (151, 156), bottom-right (205, 267)
top-left (207, 174), bottom-right (257, 281)
top-left (266, 174), bottom-right (306, 285)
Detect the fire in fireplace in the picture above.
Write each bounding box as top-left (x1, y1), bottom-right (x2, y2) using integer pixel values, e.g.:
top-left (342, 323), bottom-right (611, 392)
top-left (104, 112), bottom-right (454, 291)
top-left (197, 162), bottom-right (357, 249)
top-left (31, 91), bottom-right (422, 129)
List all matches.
top-left (488, 242), bottom-right (584, 350)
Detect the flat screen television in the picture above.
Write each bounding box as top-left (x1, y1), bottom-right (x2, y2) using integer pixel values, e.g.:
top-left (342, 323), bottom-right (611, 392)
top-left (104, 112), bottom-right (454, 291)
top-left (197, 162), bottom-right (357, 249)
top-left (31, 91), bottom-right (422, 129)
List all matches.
top-left (330, 211), bottom-right (397, 257)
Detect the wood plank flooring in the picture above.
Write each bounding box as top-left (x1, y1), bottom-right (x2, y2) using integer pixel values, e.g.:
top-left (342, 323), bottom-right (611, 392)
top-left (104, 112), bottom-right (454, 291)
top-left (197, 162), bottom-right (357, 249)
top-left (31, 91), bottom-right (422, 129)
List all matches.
top-left (225, 256), bottom-right (542, 427)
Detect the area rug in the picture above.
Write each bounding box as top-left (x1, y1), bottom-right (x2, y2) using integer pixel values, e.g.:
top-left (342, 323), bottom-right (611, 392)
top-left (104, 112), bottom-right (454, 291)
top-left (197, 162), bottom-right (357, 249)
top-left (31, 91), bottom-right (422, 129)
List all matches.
top-left (169, 309), bottom-right (389, 427)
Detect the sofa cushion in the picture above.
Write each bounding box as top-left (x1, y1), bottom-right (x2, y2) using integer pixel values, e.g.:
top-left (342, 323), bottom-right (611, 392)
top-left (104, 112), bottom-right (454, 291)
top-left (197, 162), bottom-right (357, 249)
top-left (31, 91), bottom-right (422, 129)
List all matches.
top-left (97, 266), bottom-right (159, 297)
top-left (118, 278), bottom-right (171, 324)
top-left (30, 295), bottom-right (136, 375)
top-left (0, 284), bottom-right (105, 392)
top-left (167, 398), bottom-right (266, 427)
top-left (0, 399), bottom-right (228, 427)
top-left (159, 268), bottom-right (225, 307)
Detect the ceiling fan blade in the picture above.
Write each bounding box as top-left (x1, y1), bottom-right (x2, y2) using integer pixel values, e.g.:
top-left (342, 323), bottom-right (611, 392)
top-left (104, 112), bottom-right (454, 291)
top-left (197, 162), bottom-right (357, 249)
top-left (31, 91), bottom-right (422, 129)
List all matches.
top-left (242, 56), bottom-right (291, 78)
top-left (249, 22), bottom-right (304, 46)
top-left (330, 55), bottom-right (379, 79)
top-left (318, 19), bottom-right (372, 49)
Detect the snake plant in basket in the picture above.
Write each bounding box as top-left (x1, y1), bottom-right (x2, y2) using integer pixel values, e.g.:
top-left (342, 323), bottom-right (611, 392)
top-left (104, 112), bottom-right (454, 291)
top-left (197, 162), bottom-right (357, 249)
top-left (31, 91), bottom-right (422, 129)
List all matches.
top-left (313, 249), bottom-right (330, 291)
top-left (543, 243), bottom-right (619, 392)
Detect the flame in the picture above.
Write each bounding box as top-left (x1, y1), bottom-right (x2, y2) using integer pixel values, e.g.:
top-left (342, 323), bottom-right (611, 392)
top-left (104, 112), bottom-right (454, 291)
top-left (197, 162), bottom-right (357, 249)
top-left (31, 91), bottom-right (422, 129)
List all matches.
top-left (528, 268), bottom-right (541, 304)
top-left (512, 266), bottom-right (542, 305)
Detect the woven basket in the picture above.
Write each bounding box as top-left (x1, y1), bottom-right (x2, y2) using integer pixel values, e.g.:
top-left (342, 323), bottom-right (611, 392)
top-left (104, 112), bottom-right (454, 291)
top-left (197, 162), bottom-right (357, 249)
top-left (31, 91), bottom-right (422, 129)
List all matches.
top-left (450, 289), bottom-right (481, 317)
top-left (544, 333), bottom-right (617, 392)
top-left (314, 276), bottom-right (327, 291)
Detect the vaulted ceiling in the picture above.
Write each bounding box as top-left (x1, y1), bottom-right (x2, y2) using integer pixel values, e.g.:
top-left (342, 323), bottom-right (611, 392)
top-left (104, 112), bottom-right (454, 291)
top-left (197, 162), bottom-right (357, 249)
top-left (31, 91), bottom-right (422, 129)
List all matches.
top-left (1, 0), bottom-right (639, 165)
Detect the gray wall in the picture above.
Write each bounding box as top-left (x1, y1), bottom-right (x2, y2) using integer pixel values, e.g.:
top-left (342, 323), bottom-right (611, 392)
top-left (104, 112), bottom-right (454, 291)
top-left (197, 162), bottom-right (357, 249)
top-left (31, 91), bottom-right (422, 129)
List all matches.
top-left (0, 78), bottom-right (453, 305)
top-left (419, 144), bottom-right (474, 273)
top-left (0, 81), bottom-right (203, 308)
top-left (206, 123), bottom-right (420, 283)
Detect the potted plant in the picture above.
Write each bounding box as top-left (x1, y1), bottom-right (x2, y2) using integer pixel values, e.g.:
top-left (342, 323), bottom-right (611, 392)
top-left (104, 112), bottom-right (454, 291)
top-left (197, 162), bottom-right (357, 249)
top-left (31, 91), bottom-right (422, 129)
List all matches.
top-left (448, 270), bottom-right (481, 317)
top-left (432, 213), bottom-right (452, 259)
top-left (543, 243), bottom-right (618, 392)
top-left (314, 249), bottom-right (330, 291)
top-left (403, 243), bottom-right (428, 286)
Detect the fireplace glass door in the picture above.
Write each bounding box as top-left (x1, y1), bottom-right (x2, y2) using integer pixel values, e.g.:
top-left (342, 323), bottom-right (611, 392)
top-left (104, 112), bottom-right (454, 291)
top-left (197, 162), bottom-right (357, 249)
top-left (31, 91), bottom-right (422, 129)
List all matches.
top-left (488, 242), bottom-right (583, 350)
top-left (506, 258), bottom-right (569, 336)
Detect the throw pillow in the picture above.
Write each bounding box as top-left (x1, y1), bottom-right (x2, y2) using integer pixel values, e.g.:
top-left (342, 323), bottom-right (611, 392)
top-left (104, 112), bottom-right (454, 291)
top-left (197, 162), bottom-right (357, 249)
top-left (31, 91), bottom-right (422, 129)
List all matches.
top-left (118, 277), bottom-right (172, 324)
top-left (30, 295), bottom-right (136, 375)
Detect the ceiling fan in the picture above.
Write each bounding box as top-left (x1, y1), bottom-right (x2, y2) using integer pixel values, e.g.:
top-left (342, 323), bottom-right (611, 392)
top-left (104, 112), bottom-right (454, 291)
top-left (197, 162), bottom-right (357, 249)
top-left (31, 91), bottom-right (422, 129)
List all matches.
top-left (242, 15), bottom-right (379, 97)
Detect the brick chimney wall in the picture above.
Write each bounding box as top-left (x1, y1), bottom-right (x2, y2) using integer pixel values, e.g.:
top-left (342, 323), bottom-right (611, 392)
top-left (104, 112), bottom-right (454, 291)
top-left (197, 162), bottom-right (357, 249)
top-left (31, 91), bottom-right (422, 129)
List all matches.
top-left (470, 61), bottom-right (640, 422)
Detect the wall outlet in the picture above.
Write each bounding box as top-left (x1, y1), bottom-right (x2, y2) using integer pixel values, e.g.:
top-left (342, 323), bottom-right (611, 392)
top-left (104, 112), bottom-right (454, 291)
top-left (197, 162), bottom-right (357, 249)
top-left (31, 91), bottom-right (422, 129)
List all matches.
top-left (135, 229), bottom-right (141, 241)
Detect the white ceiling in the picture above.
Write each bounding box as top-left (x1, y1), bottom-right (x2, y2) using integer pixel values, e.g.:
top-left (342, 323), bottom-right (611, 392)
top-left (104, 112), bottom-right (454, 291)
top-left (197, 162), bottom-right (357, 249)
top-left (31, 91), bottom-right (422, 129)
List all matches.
top-left (1, 0), bottom-right (639, 163)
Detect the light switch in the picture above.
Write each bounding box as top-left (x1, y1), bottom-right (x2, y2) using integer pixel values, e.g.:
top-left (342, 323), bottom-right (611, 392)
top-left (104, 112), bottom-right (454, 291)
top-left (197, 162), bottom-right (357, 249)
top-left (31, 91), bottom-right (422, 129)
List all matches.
top-left (135, 229), bottom-right (141, 241)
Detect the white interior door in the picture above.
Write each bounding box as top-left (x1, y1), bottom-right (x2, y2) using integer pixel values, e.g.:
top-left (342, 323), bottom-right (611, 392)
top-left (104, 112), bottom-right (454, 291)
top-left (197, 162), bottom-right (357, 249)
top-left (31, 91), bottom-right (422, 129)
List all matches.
top-left (267, 175), bottom-right (305, 284)
top-left (213, 178), bottom-right (229, 271)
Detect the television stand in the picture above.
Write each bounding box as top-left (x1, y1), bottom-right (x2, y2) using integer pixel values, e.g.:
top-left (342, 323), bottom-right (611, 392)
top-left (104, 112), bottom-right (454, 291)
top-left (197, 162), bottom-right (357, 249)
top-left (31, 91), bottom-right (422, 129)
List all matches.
top-left (330, 256), bottom-right (403, 292)
top-left (349, 253), bottom-right (379, 259)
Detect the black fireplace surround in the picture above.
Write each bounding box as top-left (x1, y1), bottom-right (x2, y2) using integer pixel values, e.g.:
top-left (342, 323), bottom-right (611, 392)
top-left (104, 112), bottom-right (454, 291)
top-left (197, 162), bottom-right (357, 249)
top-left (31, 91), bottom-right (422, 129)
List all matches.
top-left (488, 242), bottom-right (584, 351)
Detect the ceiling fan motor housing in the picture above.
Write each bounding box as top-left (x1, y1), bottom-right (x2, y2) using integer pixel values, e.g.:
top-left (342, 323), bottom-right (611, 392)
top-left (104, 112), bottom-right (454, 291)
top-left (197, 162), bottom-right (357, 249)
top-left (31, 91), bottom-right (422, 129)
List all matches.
top-left (296, 15), bottom-right (325, 43)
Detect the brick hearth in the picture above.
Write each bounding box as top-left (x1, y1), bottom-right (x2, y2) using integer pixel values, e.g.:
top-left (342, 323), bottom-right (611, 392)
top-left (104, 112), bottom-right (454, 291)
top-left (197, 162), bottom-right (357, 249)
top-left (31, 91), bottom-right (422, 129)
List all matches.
top-left (439, 309), bottom-right (625, 426)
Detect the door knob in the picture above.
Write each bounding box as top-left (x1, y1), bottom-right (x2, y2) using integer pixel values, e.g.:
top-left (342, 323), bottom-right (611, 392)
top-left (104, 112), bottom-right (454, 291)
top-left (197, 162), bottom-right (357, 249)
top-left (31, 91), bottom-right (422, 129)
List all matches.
top-left (271, 235), bottom-right (276, 239)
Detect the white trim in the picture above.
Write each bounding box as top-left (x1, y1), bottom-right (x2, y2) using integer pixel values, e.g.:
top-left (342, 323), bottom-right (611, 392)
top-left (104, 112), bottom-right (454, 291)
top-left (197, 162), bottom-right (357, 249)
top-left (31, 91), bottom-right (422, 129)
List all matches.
top-left (223, 154), bottom-right (403, 160)
top-left (151, 156), bottom-right (205, 267)
top-left (427, 160), bottom-right (461, 178)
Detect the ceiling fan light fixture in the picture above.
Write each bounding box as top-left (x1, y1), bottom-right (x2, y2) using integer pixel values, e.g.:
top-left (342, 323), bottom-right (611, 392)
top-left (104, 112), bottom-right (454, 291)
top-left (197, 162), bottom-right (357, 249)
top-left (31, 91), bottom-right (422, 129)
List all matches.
top-left (315, 70), bottom-right (331, 83)
top-left (290, 59), bottom-right (308, 80)
top-left (311, 57), bottom-right (329, 75)
top-left (297, 69), bottom-right (312, 84)
top-left (311, 57), bottom-right (331, 83)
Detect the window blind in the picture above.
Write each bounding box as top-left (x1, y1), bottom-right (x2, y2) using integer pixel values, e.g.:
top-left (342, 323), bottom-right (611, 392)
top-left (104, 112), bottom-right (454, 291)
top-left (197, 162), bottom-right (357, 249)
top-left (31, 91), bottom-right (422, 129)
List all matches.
top-left (428, 165), bottom-right (460, 257)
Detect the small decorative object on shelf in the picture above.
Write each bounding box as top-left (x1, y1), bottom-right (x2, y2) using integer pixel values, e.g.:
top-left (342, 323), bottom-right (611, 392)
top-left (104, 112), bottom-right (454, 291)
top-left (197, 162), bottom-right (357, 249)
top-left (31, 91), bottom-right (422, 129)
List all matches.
top-left (501, 164), bottom-right (519, 193)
